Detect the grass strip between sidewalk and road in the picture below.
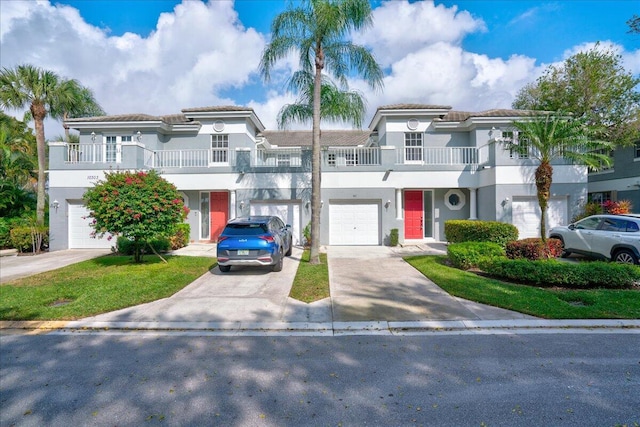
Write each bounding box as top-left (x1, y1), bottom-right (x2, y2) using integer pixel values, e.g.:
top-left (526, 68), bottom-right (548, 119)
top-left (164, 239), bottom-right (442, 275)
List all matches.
top-left (289, 250), bottom-right (330, 303)
top-left (405, 255), bottom-right (640, 319)
top-left (0, 255), bottom-right (214, 321)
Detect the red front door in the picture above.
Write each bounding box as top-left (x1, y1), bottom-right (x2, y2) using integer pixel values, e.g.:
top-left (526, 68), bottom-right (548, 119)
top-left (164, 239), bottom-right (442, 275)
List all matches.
top-left (404, 191), bottom-right (423, 239)
top-left (210, 192), bottom-right (228, 242)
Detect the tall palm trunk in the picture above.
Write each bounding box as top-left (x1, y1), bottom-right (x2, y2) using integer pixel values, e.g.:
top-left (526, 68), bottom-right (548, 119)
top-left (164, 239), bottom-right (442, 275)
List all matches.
top-left (535, 161), bottom-right (553, 242)
top-left (31, 102), bottom-right (47, 226)
top-left (309, 43), bottom-right (324, 265)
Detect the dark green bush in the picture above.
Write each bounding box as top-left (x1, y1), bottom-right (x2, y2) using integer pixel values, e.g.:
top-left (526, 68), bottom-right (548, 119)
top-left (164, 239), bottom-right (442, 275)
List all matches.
top-left (9, 225), bottom-right (49, 253)
top-left (506, 238), bottom-right (563, 260)
top-left (389, 228), bottom-right (399, 247)
top-left (444, 220), bottom-right (518, 247)
top-left (169, 223), bottom-right (190, 250)
top-left (478, 257), bottom-right (640, 289)
top-left (447, 241), bottom-right (505, 270)
top-left (0, 217), bottom-right (29, 249)
top-left (116, 236), bottom-right (170, 256)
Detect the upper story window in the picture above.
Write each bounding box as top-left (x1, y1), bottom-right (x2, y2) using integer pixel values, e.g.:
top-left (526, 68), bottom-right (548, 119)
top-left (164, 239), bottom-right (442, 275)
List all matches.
top-left (211, 134), bottom-right (229, 164)
top-left (105, 136), bottom-right (121, 163)
top-left (404, 132), bottom-right (423, 163)
top-left (505, 131), bottom-right (530, 159)
top-left (121, 135), bottom-right (132, 143)
top-left (277, 153), bottom-right (291, 166)
top-left (591, 148), bottom-right (614, 172)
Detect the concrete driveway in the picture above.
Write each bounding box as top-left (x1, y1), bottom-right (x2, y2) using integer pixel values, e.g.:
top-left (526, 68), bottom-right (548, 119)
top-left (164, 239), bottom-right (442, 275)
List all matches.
top-left (328, 246), bottom-right (535, 322)
top-left (81, 247), bottom-right (318, 323)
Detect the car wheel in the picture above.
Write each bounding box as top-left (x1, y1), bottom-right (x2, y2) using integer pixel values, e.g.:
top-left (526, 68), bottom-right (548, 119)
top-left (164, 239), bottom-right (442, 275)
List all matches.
top-left (552, 237), bottom-right (571, 258)
top-left (613, 249), bottom-right (638, 265)
top-left (272, 251), bottom-right (283, 272)
top-left (219, 265), bottom-right (231, 272)
top-left (285, 238), bottom-right (292, 256)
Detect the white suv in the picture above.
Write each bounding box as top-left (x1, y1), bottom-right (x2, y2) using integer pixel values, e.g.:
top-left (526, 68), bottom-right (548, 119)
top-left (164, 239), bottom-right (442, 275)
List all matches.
top-left (549, 214), bottom-right (640, 265)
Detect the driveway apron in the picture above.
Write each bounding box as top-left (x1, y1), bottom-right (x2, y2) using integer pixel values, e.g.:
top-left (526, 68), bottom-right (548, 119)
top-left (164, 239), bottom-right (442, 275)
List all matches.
top-left (83, 247), bottom-right (304, 323)
top-left (328, 246), bottom-right (531, 322)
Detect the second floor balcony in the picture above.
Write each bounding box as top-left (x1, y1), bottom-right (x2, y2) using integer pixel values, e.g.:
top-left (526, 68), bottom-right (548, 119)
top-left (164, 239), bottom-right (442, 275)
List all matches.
top-left (59, 143), bottom-right (488, 171)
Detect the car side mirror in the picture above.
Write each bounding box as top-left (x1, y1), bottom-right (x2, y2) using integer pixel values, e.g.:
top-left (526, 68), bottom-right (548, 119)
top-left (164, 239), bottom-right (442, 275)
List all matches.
top-left (568, 224), bottom-right (575, 230)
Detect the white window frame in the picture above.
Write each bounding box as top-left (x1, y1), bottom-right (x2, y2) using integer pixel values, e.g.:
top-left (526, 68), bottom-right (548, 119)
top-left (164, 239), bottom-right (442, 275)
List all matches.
top-left (103, 135), bottom-right (123, 163)
top-left (210, 134), bottom-right (229, 165)
top-left (404, 132), bottom-right (423, 164)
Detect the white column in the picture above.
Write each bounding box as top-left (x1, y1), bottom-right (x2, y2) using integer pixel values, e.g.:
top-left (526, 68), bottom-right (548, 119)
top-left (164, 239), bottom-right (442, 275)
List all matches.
top-left (395, 188), bottom-right (403, 220)
top-left (468, 188), bottom-right (478, 220)
top-left (229, 190), bottom-right (236, 218)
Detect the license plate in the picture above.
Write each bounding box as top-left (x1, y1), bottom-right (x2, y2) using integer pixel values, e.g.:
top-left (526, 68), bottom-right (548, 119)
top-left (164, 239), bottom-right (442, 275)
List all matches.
top-left (237, 250), bottom-right (249, 256)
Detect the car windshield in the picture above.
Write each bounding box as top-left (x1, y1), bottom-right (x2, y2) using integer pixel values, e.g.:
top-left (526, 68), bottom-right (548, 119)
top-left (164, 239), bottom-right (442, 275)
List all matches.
top-left (223, 223), bottom-right (268, 235)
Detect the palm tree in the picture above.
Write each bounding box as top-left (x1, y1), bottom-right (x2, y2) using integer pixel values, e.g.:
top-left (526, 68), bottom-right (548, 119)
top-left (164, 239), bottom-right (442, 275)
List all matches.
top-left (0, 64), bottom-right (103, 225)
top-left (278, 70), bottom-right (366, 129)
top-left (505, 113), bottom-right (613, 241)
top-left (260, 0), bottom-right (384, 263)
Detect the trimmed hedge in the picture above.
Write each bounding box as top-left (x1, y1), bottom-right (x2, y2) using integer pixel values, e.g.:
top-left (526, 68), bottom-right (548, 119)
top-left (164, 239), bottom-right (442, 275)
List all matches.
top-left (447, 241), bottom-right (505, 270)
top-left (116, 236), bottom-right (170, 256)
top-left (478, 257), bottom-right (640, 289)
top-left (444, 220), bottom-right (518, 247)
top-left (506, 238), bottom-right (563, 260)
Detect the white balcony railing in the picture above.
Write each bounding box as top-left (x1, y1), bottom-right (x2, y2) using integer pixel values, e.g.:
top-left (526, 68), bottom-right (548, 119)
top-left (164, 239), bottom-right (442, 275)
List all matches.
top-left (147, 148), bottom-right (232, 168)
top-left (255, 148), bottom-right (302, 167)
top-left (65, 143), bottom-right (105, 163)
top-left (325, 147), bottom-right (380, 166)
top-left (397, 147), bottom-right (478, 165)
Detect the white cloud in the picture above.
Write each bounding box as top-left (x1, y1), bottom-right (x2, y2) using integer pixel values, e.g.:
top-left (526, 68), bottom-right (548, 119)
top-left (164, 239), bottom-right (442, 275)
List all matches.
top-left (0, 0), bottom-right (266, 139)
top-left (353, 0), bottom-right (485, 68)
top-left (561, 41), bottom-right (640, 75)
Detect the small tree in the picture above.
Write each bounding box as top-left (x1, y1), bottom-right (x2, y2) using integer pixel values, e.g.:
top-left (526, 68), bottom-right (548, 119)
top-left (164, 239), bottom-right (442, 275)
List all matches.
top-left (502, 113), bottom-right (612, 241)
top-left (83, 170), bottom-right (188, 263)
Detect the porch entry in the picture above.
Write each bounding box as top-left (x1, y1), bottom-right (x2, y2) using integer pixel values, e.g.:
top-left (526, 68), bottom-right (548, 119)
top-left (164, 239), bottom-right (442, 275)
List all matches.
top-left (199, 191), bottom-right (229, 242)
top-left (404, 190), bottom-right (433, 239)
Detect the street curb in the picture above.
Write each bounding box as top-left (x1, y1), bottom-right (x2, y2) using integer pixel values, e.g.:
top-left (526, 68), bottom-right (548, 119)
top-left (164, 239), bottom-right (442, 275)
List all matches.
top-left (2, 319), bottom-right (639, 335)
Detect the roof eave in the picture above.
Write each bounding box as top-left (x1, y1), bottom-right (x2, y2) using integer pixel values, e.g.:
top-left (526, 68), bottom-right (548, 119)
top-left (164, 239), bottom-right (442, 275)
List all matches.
top-left (369, 108), bottom-right (453, 130)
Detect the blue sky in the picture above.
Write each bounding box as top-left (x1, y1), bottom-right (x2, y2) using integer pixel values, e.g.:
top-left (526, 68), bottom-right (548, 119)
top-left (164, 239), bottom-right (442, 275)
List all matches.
top-left (1, 0), bottom-right (639, 133)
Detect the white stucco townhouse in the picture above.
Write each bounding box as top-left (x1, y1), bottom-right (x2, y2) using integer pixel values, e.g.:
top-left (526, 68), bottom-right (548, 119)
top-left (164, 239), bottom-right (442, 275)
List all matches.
top-left (47, 104), bottom-right (588, 250)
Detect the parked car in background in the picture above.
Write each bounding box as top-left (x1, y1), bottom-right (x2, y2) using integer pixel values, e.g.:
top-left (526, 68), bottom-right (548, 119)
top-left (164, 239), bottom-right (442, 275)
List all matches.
top-left (549, 214), bottom-right (640, 265)
top-left (216, 216), bottom-right (293, 272)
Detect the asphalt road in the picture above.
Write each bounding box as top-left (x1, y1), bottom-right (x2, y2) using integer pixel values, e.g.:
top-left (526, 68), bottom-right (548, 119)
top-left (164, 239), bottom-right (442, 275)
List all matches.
top-left (1, 333), bottom-right (639, 426)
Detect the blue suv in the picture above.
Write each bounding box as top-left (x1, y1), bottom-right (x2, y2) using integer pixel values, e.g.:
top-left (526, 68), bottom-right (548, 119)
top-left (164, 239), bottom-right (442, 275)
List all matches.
top-left (216, 216), bottom-right (293, 272)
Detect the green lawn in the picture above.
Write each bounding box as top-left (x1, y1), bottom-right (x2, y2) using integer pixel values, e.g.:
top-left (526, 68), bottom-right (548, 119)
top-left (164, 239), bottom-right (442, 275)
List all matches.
top-left (0, 255), bottom-right (214, 320)
top-left (405, 255), bottom-right (640, 319)
top-left (289, 250), bottom-right (330, 303)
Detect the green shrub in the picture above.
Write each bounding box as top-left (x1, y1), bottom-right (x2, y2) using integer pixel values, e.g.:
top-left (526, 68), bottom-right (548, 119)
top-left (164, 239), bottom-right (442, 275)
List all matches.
top-left (506, 238), bottom-right (563, 260)
top-left (389, 228), bottom-right (399, 247)
top-left (168, 223), bottom-right (190, 250)
top-left (444, 220), bottom-right (518, 247)
top-left (447, 241), bottom-right (505, 270)
top-left (303, 222), bottom-right (311, 247)
top-left (9, 225), bottom-right (48, 253)
top-left (0, 217), bottom-right (29, 249)
top-left (116, 236), bottom-right (170, 256)
top-left (478, 257), bottom-right (640, 289)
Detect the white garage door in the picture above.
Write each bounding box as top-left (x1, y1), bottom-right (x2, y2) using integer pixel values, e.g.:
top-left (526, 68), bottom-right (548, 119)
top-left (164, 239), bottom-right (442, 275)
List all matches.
top-left (329, 202), bottom-right (380, 245)
top-left (68, 203), bottom-right (113, 249)
top-left (512, 197), bottom-right (568, 239)
top-left (250, 201), bottom-right (301, 245)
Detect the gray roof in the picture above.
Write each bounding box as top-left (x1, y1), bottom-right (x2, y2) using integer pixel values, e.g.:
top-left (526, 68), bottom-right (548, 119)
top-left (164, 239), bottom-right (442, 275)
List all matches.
top-left (65, 113), bottom-right (196, 125)
top-left (181, 105), bottom-right (253, 113)
top-left (438, 109), bottom-right (540, 122)
top-left (377, 104), bottom-right (453, 111)
top-left (260, 130), bottom-right (371, 147)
